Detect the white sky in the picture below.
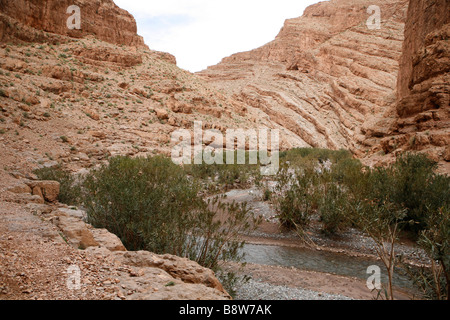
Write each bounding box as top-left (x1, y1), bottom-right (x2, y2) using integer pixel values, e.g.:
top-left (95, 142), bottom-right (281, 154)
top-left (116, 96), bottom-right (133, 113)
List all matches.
top-left (113, 0), bottom-right (322, 72)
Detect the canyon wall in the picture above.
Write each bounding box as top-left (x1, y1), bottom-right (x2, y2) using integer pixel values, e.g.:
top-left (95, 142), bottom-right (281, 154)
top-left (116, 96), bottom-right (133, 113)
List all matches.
top-left (200, 0), bottom-right (449, 171)
top-left (380, 0), bottom-right (450, 169)
top-left (199, 0), bottom-right (410, 155)
top-left (0, 0), bottom-right (146, 47)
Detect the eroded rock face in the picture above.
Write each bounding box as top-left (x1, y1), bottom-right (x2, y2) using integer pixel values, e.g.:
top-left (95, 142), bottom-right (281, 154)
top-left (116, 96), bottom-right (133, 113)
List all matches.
top-left (397, 0), bottom-right (450, 102)
top-left (0, 0), bottom-right (146, 47)
top-left (374, 0), bottom-right (450, 171)
top-left (26, 181), bottom-right (60, 203)
top-left (199, 0), bottom-right (409, 154)
top-left (113, 251), bottom-right (227, 294)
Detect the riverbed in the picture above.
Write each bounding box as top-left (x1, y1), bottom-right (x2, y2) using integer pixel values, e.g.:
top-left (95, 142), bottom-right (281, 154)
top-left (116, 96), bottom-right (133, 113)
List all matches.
top-left (222, 188), bottom-right (424, 300)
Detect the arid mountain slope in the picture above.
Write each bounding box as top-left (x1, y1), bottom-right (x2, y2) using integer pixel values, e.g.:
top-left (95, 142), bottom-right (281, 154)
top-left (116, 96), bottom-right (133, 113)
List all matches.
top-left (199, 0), bottom-right (409, 156)
top-left (0, 38), bottom-right (251, 175)
top-left (199, 0), bottom-right (450, 172)
top-left (0, 2), bottom-right (255, 176)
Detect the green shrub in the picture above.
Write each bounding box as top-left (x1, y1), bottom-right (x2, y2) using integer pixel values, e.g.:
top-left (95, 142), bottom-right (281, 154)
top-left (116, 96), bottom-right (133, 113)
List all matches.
top-left (360, 153), bottom-right (449, 235)
top-left (279, 148), bottom-right (353, 167)
top-left (275, 166), bottom-right (319, 233)
top-left (81, 155), bottom-right (260, 271)
top-left (274, 150), bottom-right (449, 238)
top-left (185, 150), bottom-right (262, 192)
top-left (417, 207), bottom-right (449, 299)
top-left (400, 207), bottom-right (449, 300)
top-left (262, 188), bottom-right (272, 201)
top-left (318, 182), bottom-right (351, 235)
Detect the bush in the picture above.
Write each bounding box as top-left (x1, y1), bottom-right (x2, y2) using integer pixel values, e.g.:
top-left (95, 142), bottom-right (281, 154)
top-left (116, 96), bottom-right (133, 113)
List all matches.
top-left (360, 153), bottom-right (449, 235)
top-left (318, 182), bottom-right (351, 235)
top-left (279, 148), bottom-right (353, 168)
top-left (417, 207), bottom-right (449, 299)
top-left (274, 150), bottom-right (449, 238)
top-left (275, 166), bottom-right (319, 232)
top-left (185, 150), bottom-right (262, 192)
top-left (81, 155), bottom-right (260, 271)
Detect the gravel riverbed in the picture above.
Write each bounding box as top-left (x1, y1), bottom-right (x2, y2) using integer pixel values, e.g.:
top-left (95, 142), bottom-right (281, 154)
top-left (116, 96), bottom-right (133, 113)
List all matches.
top-left (234, 279), bottom-right (353, 300)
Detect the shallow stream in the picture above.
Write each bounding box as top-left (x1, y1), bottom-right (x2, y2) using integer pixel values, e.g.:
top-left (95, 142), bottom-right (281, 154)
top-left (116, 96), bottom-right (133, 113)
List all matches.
top-left (224, 188), bottom-right (416, 291)
top-left (242, 243), bottom-right (415, 290)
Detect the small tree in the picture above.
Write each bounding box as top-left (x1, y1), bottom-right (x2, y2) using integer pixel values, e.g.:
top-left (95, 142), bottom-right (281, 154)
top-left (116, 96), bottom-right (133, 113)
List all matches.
top-left (348, 200), bottom-right (407, 300)
top-left (417, 208), bottom-right (449, 300)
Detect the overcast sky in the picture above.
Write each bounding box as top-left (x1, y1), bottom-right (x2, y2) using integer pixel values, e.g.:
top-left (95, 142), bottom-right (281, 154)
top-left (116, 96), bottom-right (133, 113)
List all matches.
top-left (113, 0), bottom-right (321, 72)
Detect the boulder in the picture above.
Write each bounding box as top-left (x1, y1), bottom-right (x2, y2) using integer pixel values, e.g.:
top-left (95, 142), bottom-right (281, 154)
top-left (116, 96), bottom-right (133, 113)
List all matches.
top-left (91, 229), bottom-right (127, 252)
top-left (7, 182), bottom-right (32, 194)
top-left (51, 215), bottom-right (98, 249)
top-left (155, 109), bottom-right (169, 120)
top-left (113, 251), bottom-right (226, 294)
top-left (26, 181), bottom-right (60, 203)
top-left (444, 147), bottom-right (450, 162)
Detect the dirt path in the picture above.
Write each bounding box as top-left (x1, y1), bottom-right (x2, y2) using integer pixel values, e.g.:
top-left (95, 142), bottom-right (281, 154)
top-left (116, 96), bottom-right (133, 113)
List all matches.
top-left (0, 200), bottom-right (121, 300)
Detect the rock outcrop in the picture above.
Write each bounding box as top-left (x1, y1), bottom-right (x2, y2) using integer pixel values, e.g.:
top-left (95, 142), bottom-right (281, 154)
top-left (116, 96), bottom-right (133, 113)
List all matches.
top-left (376, 0), bottom-right (449, 170)
top-left (2, 179), bottom-right (230, 300)
top-left (0, 0), bottom-right (146, 47)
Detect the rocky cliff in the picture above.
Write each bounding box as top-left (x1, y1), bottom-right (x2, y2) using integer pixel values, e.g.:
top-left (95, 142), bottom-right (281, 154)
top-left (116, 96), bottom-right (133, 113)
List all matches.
top-left (199, 0), bottom-right (449, 171)
top-left (0, 0), bottom-right (146, 47)
top-left (0, 0), bottom-right (254, 174)
top-left (377, 0), bottom-right (449, 170)
top-left (0, 184), bottom-right (230, 300)
top-left (199, 0), bottom-right (410, 155)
